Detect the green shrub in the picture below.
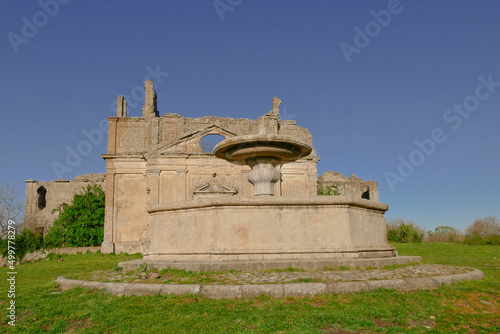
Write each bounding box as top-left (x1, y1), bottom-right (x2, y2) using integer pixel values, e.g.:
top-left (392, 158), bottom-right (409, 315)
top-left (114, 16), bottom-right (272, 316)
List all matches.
top-left (317, 182), bottom-right (341, 196)
top-left (464, 233), bottom-right (500, 245)
top-left (386, 218), bottom-right (424, 243)
top-left (44, 184), bottom-right (105, 248)
top-left (487, 235), bottom-right (500, 245)
top-left (0, 229), bottom-right (43, 262)
top-left (42, 222), bottom-right (66, 248)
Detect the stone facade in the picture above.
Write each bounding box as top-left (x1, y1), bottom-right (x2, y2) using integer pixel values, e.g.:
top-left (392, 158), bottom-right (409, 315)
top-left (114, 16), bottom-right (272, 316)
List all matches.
top-left (102, 80), bottom-right (320, 254)
top-left (24, 174), bottom-right (105, 236)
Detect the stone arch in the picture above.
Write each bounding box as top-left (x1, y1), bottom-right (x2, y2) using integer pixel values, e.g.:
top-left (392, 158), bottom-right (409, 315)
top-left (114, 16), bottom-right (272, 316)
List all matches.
top-left (199, 134), bottom-right (226, 153)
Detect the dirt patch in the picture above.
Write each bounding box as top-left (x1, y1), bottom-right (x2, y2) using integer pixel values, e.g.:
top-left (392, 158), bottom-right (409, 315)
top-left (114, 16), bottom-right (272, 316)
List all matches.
top-left (64, 318), bottom-right (93, 333)
top-left (373, 318), bottom-right (389, 328)
top-left (446, 292), bottom-right (499, 316)
top-left (408, 318), bottom-right (435, 329)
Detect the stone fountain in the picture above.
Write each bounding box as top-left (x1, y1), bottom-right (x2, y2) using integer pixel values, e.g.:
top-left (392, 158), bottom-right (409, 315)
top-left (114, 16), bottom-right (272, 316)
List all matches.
top-left (214, 134), bottom-right (312, 196)
top-left (127, 97), bottom-right (396, 271)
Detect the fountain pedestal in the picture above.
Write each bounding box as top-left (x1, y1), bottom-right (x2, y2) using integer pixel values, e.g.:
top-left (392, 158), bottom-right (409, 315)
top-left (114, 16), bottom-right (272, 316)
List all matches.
top-left (247, 157), bottom-right (281, 196)
top-left (213, 134), bottom-right (312, 196)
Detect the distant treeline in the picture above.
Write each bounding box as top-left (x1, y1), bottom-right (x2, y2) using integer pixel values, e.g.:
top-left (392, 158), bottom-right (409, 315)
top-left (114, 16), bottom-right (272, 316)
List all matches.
top-left (387, 216), bottom-right (500, 245)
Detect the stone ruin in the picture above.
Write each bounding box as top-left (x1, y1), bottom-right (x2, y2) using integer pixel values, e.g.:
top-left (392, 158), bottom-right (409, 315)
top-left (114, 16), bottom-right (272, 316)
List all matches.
top-left (25, 80), bottom-right (398, 270)
top-left (106, 80), bottom-right (397, 270)
top-left (24, 174), bottom-right (105, 236)
top-left (318, 171), bottom-right (379, 201)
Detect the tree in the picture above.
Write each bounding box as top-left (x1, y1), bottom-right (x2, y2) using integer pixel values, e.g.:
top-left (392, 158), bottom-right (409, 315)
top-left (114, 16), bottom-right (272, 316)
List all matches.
top-left (0, 182), bottom-right (24, 238)
top-left (464, 216), bottom-right (500, 245)
top-left (465, 216), bottom-right (500, 237)
top-left (44, 184), bottom-right (105, 247)
top-left (427, 226), bottom-right (464, 243)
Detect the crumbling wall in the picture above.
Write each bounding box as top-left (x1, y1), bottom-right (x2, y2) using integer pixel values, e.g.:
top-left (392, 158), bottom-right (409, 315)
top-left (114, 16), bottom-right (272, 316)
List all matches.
top-left (318, 171), bottom-right (379, 202)
top-left (24, 173), bottom-right (106, 236)
top-left (102, 82), bottom-right (320, 254)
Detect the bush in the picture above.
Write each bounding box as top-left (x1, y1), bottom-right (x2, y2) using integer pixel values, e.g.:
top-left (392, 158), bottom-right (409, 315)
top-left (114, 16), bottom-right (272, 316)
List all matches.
top-left (463, 216), bottom-right (500, 245)
top-left (464, 233), bottom-right (500, 245)
top-left (386, 218), bottom-right (424, 243)
top-left (0, 229), bottom-right (43, 262)
top-left (44, 184), bottom-right (105, 248)
top-left (427, 226), bottom-right (464, 243)
top-left (465, 216), bottom-right (500, 237)
top-left (317, 182), bottom-right (341, 196)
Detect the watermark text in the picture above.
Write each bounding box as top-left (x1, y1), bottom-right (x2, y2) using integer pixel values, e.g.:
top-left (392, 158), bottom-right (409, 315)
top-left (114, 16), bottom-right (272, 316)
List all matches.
top-left (213, 0), bottom-right (243, 22)
top-left (51, 65), bottom-right (169, 178)
top-left (6, 220), bottom-right (17, 327)
top-left (339, 0), bottom-right (408, 64)
top-left (385, 74), bottom-right (500, 191)
top-left (7, 0), bottom-right (71, 54)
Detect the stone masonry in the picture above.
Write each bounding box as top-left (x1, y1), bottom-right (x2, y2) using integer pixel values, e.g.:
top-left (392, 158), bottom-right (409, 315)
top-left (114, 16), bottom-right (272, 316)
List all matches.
top-left (102, 80), bottom-right (321, 254)
top-left (24, 173), bottom-right (105, 236)
top-left (101, 80), bottom-right (383, 256)
top-left (24, 80), bottom-right (382, 252)
top-left (318, 171), bottom-right (379, 202)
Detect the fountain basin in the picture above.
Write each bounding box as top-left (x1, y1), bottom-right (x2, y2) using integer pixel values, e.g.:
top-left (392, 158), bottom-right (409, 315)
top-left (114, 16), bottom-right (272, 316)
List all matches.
top-left (214, 135), bottom-right (312, 196)
top-left (213, 134), bottom-right (312, 162)
top-left (143, 196), bottom-right (395, 268)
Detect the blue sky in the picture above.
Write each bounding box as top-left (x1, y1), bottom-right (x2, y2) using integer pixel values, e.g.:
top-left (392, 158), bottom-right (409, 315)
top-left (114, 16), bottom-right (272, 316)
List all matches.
top-left (1, 0), bottom-right (499, 231)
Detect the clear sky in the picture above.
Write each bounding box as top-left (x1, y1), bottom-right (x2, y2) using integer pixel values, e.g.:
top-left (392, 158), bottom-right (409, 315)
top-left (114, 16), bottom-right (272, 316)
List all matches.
top-left (1, 0), bottom-right (499, 231)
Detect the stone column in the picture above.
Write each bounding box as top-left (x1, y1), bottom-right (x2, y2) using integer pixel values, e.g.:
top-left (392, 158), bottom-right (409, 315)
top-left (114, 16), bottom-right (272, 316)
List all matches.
top-left (101, 167), bottom-right (116, 253)
top-left (23, 180), bottom-right (37, 232)
top-left (117, 95), bottom-right (127, 117)
top-left (142, 80), bottom-right (159, 118)
top-left (107, 118), bottom-right (118, 154)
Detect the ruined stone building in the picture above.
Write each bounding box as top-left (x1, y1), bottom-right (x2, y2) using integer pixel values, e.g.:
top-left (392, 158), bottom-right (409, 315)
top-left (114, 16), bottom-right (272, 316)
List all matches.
top-left (101, 81), bottom-right (322, 253)
top-left (24, 173), bottom-right (105, 236)
top-left (100, 80), bottom-right (380, 254)
top-left (318, 172), bottom-right (378, 201)
top-left (24, 80), bottom-right (379, 250)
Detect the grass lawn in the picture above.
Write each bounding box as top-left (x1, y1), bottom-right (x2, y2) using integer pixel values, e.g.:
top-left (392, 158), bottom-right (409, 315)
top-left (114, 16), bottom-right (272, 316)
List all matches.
top-left (0, 243), bottom-right (498, 333)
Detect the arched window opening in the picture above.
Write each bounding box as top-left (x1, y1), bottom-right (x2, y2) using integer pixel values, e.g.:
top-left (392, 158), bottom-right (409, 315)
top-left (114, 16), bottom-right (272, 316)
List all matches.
top-left (37, 186), bottom-right (47, 210)
top-left (199, 134), bottom-right (225, 153)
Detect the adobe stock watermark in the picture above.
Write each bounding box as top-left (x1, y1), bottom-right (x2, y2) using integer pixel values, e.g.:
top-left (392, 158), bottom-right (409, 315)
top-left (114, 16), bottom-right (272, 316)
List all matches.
top-left (280, 105), bottom-right (297, 121)
top-left (6, 220), bottom-right (17, 327)
top-left (51, 64), bottom-right (169, 179)
top-left (384, 74), bottom-right (500, 191)
top-left (7, 0), bottom-right (71, 54)
top-left (213, 0), bottom-right (243, 22)
top-left (339, 0), bottom-right (410, 64)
